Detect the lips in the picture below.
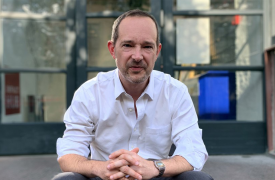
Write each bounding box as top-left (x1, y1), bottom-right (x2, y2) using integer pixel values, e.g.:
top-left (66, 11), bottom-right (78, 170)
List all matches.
top-left (129, 66), bottom-right (144, 71)
top-left (127, 61), bottom-right (147, 72)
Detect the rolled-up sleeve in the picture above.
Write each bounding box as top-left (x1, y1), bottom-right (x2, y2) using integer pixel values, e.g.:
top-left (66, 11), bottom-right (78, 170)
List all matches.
top-left (57, 87), bottom-right (96, 159)
top-left (171, 85), bottom-right (208, 171)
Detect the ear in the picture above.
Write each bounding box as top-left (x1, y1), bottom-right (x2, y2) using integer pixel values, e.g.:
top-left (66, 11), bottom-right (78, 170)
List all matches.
top-left (107, 40), bottom-right (116, 59)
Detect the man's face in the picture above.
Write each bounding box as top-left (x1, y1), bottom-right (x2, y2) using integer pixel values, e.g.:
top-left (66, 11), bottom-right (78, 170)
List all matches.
top-left (108, 16), bottom-right (161, 85)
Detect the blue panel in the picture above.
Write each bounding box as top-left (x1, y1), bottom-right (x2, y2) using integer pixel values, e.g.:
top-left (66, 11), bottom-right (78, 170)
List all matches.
top-left (203, 77), bottom-right (229, 113)
top-left (198, 71), bottom-right (236, 120)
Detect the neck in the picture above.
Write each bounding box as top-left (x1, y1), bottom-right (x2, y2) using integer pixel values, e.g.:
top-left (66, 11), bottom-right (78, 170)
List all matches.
top-left (127, 81), bottom-right (149, 101)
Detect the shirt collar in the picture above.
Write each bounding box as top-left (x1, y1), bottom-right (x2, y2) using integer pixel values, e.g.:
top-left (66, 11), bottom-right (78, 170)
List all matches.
top-left (143, 71), bottom-right (154, 100)
top-left (114, 69), bottom-right (126, 99)
top-left (114, 69), bottom-right (154, 100)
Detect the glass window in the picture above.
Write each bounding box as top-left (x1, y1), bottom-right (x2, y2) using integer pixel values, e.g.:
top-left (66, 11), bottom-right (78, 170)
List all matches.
top-left (1, 0), bottom-right (66, 16)
top-left (175, 70), bottom-right (263, 122)
top-left (88, 72), bottom-right (100, 80)
top-left (87, 18), bottom-right (116, 68)
top-left (87, 0), bottom-right (150, 13)
top-left (175, 15), bottom-right (263, 66)
top-left (174, 0), bottom-right (262, 10)
top-left (1, 73), bottom-right (66, 123)
top-left (0, 19), bottom-right (66, 69)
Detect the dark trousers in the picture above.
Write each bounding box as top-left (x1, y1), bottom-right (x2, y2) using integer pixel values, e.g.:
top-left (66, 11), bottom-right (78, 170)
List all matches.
top-left (52, 171), bottom-right (213, 180)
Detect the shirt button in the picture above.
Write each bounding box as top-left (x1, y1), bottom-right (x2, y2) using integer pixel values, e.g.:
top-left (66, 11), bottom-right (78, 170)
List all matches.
top-left (129, 108), bottom-right (133, 112)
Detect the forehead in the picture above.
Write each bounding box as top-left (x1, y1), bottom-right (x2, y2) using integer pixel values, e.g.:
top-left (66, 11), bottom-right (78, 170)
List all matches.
top-left (118, 16), bottom-right (157, 43)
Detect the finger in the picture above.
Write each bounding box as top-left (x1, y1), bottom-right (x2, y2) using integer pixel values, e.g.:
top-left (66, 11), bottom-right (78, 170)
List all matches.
top-left (119, 166), bottom-right (142, 180)
top-left (109, 149), bottom-right (138, 159)
top-left (118, 178), bottom-right (128, 180)
top-left (108, 154), bottom-right (139, 170)
top-left (130, 147), bottom-right (139, 154)
top-left (107, 159), bottom-right (129, 170)
top-left (116, 154), bottom-right (139, 166)
top-left (109, 171), bottom-right (126, 180)
top-left (109, 150), bottom-right (139, 167)
top-left (109, 149), bottom-right (130, 159)
top-left (128, 177), bottom-right (136, 180)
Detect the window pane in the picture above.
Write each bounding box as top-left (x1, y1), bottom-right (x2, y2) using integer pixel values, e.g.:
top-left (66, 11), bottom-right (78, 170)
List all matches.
top-left (1, 0), bottom-right (66, 16)
top-left (175, 0), bottom-right (262, 10)
top-left (87, 18), bottom-right (116, 67)
top-left (87, 0), bottom-right (150, 13)
top-left (1, 73), bottom-right (66, 123)
top-left (175, 16), bottom-right (263, 66)
top-left (88, 72), bottom-right (99, 80)
top-left (175, 70), bottom-right (263, 121)
top-left (0, 19), bottom-right (66, 69)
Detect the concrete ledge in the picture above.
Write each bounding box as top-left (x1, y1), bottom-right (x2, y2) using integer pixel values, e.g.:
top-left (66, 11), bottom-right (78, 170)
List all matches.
top-left (0, 154), bottom-right (275, 180)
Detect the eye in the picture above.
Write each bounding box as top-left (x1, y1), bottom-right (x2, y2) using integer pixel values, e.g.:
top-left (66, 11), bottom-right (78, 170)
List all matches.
top-left (123, 44), bottom-right (132, 47)
top-left (144, 46), bottom-right (153, 49)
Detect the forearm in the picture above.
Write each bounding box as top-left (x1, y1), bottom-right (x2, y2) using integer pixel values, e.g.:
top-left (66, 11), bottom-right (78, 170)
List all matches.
top-left (161, 155), bottom-right (193, 177)
top-left (58, 154), bottom-right (104, 178)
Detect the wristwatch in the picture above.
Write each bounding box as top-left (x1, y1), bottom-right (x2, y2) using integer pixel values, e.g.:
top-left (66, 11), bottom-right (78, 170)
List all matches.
top-left (153, 160), bottom-right (165, 178)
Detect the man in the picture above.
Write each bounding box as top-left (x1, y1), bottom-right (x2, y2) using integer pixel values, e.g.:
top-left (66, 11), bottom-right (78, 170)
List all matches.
top-left (53, 9), bottom-right (213, 180)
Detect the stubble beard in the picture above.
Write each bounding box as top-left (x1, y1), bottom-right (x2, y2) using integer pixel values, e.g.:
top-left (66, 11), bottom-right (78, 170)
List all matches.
top-left (124, 70), bottom-right (149, 84)
top-left (118, 59), bottom-right (152, 84)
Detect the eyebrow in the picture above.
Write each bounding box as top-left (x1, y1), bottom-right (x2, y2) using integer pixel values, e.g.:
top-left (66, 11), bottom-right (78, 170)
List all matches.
top-left (143, 41), bottom-right (155, 47)
top-left (120, 40), bottom-right (134, 45)
top-left (120, 40), bottom-right (155, 47)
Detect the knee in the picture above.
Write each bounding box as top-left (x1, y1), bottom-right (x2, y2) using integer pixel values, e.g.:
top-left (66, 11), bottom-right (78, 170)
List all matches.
top-left (175, 171), bottom-right (214, 180)
top-left (51, 172), bottom-right (88, 180)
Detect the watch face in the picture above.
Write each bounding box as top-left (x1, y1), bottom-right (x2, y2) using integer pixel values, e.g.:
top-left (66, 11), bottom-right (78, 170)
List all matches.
top-left (156, 161), bottom-right (165, 168)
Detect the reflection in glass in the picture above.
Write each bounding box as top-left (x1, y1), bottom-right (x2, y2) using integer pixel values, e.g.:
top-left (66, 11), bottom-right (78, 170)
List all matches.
top-left (175, 15), bottom-right (263, 66)
top-left (175, 0), bottom-right (262, 10)
top-left (88, 72), bottom-right (100, 80)
top-left (177, 70), bottom-right (263, 122)
top-left (1, 0), bottom-right (66, 16)
top-left (177, 18), bottom-right (210, 64)
top-left (210, 0), bottom-right (262, 10)
top-left (1, 73), bottom-right (66, 123)
top-left (87, 18), bottom-right (116, 67)
top-left (87, 0), bottom-right (150, 13)
top-left (1, 19), bottom-right (66, 69)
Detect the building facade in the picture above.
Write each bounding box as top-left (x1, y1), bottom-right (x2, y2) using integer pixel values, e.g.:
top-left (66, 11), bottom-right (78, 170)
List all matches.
top-left (0, 0), bottom-right (274, 155)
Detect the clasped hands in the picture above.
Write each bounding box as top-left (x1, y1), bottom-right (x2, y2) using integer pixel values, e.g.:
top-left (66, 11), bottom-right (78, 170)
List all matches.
top-left (104, 147), bottom-right (157, 180)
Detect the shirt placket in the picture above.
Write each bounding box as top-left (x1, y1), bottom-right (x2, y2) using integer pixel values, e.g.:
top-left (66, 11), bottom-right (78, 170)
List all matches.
top-left (128, 96), bottom-right (146, 150)
top-left (123, 93), bottom-right (137, 150)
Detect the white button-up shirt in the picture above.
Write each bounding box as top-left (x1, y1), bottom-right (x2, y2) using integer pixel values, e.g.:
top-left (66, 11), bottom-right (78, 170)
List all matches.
top-left (57, 69), bottom-right (208, 171)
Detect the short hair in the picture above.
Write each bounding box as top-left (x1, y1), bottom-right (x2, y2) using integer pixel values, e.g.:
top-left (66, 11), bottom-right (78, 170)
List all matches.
top-left (111, 9), bottom-right (160, 47)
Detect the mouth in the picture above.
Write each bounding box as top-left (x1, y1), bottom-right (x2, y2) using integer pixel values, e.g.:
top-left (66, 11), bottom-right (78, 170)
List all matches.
top-left (129, 66), bottom-right (144, 72)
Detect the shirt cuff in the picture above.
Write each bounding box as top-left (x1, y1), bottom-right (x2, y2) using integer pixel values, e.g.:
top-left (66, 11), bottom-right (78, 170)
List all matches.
top-left (172, 129), bottom-right (208, 171)
top-left (56, 138), bottom-right (90, 159)
top-left (172, 152), bottom-right (207, 171)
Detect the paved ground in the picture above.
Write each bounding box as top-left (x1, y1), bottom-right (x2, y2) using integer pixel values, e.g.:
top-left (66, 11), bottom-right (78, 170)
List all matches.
top-left (203, 154), bottom-right (275, 180)
top-left (0, 154), bottom-right (275, 180)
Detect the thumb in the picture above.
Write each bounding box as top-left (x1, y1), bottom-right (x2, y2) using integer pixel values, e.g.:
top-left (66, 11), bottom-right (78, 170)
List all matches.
top-left (130, 147), bottom-right (139, 154)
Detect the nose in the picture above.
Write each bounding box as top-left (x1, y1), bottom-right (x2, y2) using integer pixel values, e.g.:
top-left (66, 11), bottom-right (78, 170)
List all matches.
top-left (132, 47), bottom-right (143, 62)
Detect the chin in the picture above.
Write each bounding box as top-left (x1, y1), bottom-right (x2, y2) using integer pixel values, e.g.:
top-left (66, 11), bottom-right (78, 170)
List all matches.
top-left (128, 76), bottom-right (148, 84)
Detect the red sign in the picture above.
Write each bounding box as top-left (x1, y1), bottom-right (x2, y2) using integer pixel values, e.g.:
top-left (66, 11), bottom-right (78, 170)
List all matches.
top-left (232, 15), bottom-right (241, 25)
top-left (5, 73), bottom-right (20, 115)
